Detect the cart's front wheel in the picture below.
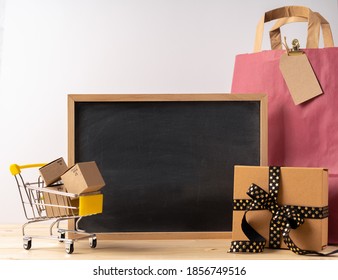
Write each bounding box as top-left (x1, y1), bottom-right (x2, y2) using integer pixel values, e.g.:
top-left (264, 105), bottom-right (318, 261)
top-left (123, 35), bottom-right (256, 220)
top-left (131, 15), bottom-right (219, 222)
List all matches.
top-left (65, 242), bottom-right (74, 254)
top-left (89, 237), bottom-right (97, 248)
top-left (23, 238), bottom-right (32, 250)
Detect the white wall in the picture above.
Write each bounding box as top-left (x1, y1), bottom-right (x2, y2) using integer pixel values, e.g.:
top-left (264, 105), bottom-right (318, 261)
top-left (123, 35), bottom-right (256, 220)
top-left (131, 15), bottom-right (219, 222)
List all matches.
top-left (0, 0), bottom-right (337, 224)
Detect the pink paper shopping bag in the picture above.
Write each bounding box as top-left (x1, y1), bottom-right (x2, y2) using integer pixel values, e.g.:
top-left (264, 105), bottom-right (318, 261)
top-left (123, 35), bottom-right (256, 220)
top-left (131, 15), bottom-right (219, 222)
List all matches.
top-left (231, 6), bottom-right (338, 244)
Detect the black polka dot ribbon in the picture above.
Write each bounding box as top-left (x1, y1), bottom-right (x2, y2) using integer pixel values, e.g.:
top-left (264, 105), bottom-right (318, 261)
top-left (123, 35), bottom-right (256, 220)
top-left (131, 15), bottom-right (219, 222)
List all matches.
top-left (229, 166), bottom-right (338, 256)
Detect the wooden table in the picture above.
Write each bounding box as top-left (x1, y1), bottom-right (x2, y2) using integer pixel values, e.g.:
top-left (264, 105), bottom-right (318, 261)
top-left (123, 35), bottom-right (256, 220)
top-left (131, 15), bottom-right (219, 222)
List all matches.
top-left (1, 224), bottom-right (337, 260)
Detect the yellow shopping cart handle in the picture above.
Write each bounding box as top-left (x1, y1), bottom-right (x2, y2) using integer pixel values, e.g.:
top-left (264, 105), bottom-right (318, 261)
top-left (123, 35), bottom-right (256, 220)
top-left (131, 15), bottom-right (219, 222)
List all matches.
top-left (10, 163), bottom-right (47, 176)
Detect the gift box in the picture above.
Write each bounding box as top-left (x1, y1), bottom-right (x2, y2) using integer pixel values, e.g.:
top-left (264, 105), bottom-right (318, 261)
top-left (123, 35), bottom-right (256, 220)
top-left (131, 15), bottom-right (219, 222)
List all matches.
top-left (231, 165), bottom-right (328, 253)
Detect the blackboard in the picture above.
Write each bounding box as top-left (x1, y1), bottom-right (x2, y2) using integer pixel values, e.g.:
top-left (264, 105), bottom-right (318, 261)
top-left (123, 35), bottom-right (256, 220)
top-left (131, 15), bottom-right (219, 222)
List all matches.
top-left (68, 94), bottom-right (267, 238)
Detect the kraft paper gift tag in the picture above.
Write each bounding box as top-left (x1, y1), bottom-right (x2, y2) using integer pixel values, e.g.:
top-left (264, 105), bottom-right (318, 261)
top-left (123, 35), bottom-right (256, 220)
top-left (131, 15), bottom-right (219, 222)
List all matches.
top-left (279, 52), bottom-right (323, 105)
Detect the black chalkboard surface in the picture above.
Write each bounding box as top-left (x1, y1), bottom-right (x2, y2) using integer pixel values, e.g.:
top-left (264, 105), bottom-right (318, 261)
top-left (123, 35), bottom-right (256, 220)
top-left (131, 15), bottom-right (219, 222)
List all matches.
top-left (68, 94), bottom-right (267, 238)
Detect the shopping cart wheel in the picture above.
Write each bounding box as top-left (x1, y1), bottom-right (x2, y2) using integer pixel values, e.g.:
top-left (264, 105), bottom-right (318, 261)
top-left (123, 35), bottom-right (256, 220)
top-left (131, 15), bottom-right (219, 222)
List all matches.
top-left (89, 237), bottom-right (97, 248)
top-left (23, 238), bottom-right (32, 250)
top-left (65, 242), bottom-right (74, 254)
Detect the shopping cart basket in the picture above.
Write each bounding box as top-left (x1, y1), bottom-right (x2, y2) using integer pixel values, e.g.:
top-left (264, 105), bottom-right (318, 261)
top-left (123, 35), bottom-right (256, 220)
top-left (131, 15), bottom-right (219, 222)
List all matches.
top-left (10, 163), bottom-right (103, 254)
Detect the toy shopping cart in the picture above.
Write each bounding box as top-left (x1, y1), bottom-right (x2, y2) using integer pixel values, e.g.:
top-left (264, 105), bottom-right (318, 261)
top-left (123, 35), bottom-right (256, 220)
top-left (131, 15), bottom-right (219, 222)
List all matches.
top-left (10, 163), bottom-right (103, 254)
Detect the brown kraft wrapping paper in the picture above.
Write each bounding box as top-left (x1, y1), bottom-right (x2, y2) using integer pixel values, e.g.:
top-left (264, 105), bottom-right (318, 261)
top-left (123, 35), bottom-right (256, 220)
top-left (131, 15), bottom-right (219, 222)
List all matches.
top-left (232, 165), bottom-right (328, 252)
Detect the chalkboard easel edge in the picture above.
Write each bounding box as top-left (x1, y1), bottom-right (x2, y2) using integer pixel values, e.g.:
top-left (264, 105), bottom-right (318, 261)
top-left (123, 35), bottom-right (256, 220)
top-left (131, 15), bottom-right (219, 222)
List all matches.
top-left (69, 219), bottom-right (232, 240)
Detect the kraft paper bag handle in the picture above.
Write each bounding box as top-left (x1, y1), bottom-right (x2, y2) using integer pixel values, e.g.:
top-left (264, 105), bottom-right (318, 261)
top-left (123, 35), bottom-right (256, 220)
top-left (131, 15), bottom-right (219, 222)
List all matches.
top-left (254, 6), bottom-right (322, 52)
top-left (269, 12), bottom-right (334, 50)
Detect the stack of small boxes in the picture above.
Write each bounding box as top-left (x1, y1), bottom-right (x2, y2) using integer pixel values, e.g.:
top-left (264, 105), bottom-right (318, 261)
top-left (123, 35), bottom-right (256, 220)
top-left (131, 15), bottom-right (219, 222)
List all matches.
top-left (39, 157), bottom-right (105, 217)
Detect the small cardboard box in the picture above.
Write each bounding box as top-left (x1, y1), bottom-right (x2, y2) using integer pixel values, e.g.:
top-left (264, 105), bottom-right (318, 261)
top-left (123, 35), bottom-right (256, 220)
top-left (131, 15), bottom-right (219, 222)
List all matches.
top-left (61, 161), bottom-right (105, 195)
top-left (39, 158), bottom-right (68, 186)
top-left (232, 165), bottom-right (328, 252)
top-left (43, 185), bottom-right (78, 217)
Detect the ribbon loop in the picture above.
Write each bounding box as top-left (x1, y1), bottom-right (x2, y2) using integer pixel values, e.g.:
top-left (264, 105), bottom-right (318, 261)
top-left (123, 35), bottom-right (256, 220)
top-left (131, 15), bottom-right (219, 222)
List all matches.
top-left (247, 184), bottom-right (269, 206)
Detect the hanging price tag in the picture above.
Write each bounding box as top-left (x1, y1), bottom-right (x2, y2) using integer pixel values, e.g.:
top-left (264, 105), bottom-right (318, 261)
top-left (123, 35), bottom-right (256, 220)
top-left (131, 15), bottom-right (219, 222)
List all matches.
top-left (279, 52), bottom-right (322, 105)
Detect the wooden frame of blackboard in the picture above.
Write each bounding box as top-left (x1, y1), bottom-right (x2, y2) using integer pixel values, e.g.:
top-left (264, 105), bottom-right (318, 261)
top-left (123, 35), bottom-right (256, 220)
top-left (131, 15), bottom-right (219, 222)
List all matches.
top-left (68, 93), bottom-right (267, 240)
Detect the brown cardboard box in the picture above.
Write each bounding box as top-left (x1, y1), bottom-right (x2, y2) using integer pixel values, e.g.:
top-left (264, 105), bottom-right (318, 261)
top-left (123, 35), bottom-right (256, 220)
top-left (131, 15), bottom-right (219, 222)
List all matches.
top-left (232, 165), bottom-right (328, 251)
top-left (61, 161), bottom-right (105, 195)
top-left (43, 185), bottom-right (78, 217)
top-left (39, 158), bottom-right (68, 186)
